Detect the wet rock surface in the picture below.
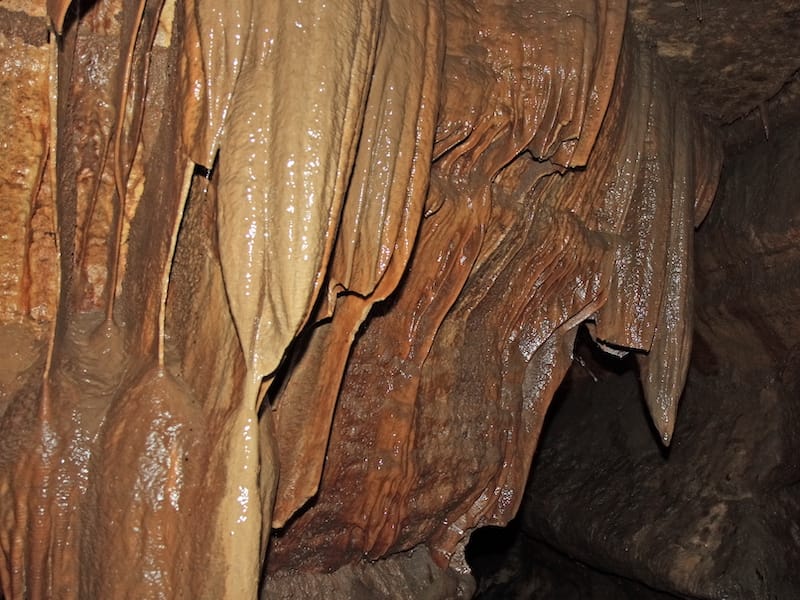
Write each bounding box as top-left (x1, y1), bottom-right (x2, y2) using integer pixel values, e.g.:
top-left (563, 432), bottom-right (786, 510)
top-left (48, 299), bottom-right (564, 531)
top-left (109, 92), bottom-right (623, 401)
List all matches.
top-left (0, 0), bottom-right (743, 598)
top-left (497, 119), bottom-right (800, 599)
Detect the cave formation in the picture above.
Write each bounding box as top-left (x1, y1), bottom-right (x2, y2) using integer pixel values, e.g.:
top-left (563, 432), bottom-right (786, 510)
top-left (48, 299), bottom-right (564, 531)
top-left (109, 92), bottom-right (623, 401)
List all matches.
top-left (0, 1), bottom-right (797, 598)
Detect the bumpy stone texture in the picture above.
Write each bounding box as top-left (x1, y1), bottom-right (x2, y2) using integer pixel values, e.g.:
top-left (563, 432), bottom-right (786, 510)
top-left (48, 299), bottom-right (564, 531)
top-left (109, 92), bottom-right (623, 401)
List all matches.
top-left (629, 0), bottom-right (800, 125)
top-left (0, 13), bottom-right (54, 325)
top-left (513, 117), bottom-right (800, 598)
top-left (0, 1), bottom-right (721, 598)
top-left (520, 351), bottom-right (800, 597)
top-left (470, 522), bottom-right (686, 599)
top-left (697, 122), bottom-right (800, 375)
top-left (265, 547), bottom-right (475, 600)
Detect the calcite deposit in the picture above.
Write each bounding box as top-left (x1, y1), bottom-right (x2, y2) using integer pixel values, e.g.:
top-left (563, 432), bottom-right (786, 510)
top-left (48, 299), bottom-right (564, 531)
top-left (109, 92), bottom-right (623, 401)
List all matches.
top-left (497, 121), bottom-right (800, 597)
top-left (0, 0), bottom-right (720, 598)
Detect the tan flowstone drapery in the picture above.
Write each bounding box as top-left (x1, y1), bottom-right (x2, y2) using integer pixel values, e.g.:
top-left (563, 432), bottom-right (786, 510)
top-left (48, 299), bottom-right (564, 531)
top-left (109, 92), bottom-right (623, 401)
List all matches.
top-left (0, 0), bottom-right (720, 597)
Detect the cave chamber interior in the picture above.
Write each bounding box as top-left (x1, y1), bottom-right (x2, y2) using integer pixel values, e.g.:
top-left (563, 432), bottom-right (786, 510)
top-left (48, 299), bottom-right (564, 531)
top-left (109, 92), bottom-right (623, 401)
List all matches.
top-left (0, 0), bottom-right (799, 599)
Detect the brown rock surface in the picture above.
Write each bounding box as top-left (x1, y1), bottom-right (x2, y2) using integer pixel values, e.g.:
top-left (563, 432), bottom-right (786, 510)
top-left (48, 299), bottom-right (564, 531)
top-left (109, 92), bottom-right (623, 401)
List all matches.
top-left (628, 0), bottom-right (800, 125)
top-left (518, 335), bottom-right (800, 597)
top-left (0, 23), bottom-right (53, 324)
top-left (483, 100), bottom-right (800, 600)
top-left (0, 1), bottom-right (724, 598)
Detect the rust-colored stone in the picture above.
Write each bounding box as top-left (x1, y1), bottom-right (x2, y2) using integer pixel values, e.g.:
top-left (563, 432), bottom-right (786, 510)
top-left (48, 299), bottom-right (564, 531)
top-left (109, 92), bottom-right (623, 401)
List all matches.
top-left (0, 1), bottom-right (722, 597)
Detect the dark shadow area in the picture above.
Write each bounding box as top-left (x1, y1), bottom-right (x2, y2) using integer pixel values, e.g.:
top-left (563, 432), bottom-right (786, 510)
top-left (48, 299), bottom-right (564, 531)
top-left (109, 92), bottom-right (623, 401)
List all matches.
top-left (466, 518), bottom-right (524, 586)
top-left (465, 328), bottom-right (688, 599)
top-left (570, 325), bottom-right (673, 459)
top-left (61, 0), bottom-right (103, 35)
top-left (466, 522), bottom-right (686, 600)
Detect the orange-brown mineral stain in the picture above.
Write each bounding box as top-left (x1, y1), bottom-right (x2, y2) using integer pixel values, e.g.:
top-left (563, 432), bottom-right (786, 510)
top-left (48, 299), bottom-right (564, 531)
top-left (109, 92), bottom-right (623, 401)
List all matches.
top-left (0, 34), bottom-right (52, 323)
top-left (0, 0), bottom-right (722, 597)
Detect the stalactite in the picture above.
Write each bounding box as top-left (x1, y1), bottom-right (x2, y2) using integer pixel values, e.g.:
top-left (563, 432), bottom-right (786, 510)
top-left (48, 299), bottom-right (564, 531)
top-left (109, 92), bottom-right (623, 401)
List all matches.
top-left (0, 0), bottom-right (721, 597)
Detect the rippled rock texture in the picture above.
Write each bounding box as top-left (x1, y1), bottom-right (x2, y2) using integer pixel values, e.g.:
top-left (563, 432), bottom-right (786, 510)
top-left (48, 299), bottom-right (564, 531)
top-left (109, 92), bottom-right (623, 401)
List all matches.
top-left (475, 93), bottom-right (800, 600)
top-left (0, 0), bottom-right (720, 597)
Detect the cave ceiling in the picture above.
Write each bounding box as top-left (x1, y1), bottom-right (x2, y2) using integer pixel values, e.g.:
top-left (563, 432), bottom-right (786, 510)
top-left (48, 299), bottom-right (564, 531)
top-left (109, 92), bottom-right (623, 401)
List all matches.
top-left (628, 0), bottom-right (800, 132)
top-left (0, 0), bottom-right (797, 597)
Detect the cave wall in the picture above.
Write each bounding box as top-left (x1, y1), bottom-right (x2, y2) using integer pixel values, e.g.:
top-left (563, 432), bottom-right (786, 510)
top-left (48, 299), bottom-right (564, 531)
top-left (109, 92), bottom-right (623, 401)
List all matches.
top-left (0, 1), bottom-right (723, 598)
top-left (696, 124), bottom-right (800, 378)
top-left (514, 115), bottom-right (800, 598)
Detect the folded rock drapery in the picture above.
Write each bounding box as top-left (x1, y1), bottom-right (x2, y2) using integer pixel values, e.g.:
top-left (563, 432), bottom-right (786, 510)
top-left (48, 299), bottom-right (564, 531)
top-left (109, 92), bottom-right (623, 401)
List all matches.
top-left (266, 6), bottom-right (722, 573)
top-left (0, 0), bottom-right (720, 597)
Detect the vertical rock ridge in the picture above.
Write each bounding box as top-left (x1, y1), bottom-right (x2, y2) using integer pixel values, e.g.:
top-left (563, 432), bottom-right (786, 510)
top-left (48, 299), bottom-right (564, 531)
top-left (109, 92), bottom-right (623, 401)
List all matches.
top-left (0, 1), bottom-right (721, 597)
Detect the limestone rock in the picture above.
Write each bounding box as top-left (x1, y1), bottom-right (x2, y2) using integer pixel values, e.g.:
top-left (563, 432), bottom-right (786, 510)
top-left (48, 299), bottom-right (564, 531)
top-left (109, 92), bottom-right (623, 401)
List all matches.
top-left (0, 1), bottom-right (726, 597)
